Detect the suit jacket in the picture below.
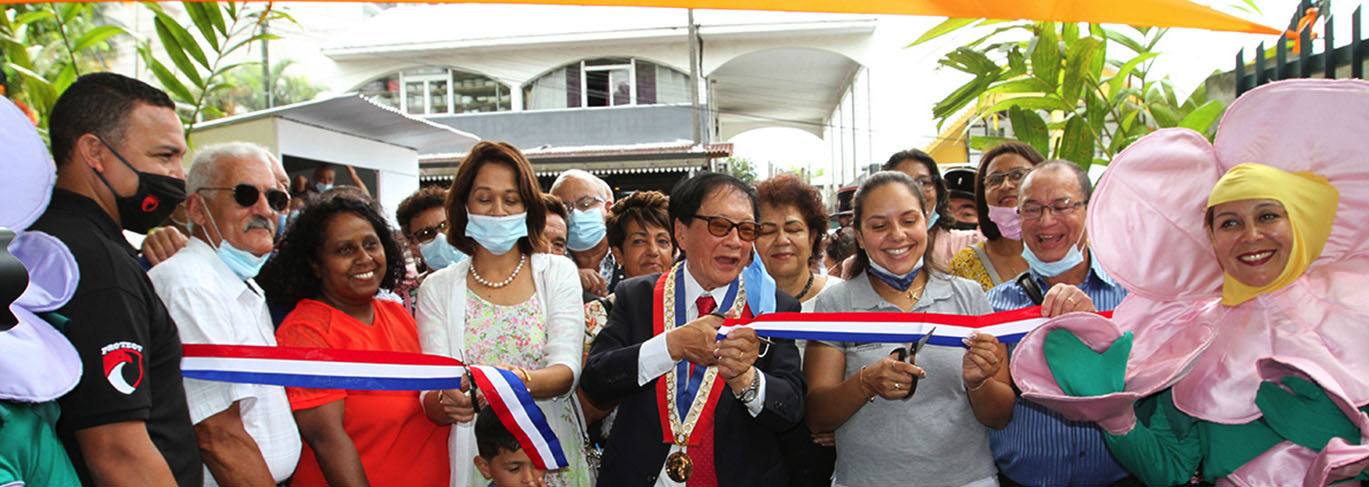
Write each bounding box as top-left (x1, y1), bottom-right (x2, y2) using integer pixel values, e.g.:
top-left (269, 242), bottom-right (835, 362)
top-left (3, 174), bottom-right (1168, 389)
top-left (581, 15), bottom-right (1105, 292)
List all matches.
top-left (582, 273), bottom-right (805, 486)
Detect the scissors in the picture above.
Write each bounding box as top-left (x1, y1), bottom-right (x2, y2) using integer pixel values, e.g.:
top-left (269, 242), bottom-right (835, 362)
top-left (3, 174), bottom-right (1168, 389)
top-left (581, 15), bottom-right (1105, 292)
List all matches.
top-left (891, 327), bottom-right (935, 399)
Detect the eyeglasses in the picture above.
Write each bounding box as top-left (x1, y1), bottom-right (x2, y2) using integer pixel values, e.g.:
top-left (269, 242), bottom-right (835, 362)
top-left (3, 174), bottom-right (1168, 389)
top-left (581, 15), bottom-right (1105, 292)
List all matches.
top-left (198, 184), bottom-right (290, 212)
top-left (1019, 198), bottom-right (1087, 220)
top-left (985, 168), bottom-right (1032, 188)
top-left (564, 196), bottom-right (606, 212)
top-left (693, 215), bottom-right (759, 242)
top-left (408, 221), bottom-right (447, 243)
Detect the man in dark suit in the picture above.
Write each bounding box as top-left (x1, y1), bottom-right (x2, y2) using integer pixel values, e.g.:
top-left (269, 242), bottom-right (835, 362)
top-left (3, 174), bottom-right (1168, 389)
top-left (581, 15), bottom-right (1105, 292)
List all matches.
top-left (582, 172), bottom-right (805, 486)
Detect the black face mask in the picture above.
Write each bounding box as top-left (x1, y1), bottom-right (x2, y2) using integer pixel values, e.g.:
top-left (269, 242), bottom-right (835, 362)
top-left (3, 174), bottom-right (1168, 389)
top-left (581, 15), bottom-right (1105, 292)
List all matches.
top-left (93, 136), bottom-right (186, 234)
top-left (951, 220), bottom-right (980, 231)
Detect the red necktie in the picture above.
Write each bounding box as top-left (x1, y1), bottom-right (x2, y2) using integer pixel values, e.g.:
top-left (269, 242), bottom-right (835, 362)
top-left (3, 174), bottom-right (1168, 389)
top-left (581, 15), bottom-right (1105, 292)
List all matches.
top-left (687, 294), bottom-right (718, 486)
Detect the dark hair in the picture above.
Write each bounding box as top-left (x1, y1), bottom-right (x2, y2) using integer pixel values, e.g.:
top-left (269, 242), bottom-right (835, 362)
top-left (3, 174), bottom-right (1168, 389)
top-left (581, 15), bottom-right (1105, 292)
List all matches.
top-left (49, 72), bottom-right (175, 167)
top-left (1027, 159), bottom-right (1094, 202)
top-left (824, 226), bottom-right (856, 263)
top-left (882, 149), bottom-right (952, 233)
top-left (755, 174), bottom-right (828, 265)
top-left (667, 171), bottom-right (759, 248)
top-left (976, 141), bottom-right (1045, 241)
top-left (475, 405), bottom-right (522, 460)
top-left (606, 190), bottom-right (671, 249)
top-left (258, 196), bottom-right (404, 308)
top-left (850, 171), bottom-right (942, 277)
top-left (543, 193), bottom-right (569, 223)
top-left (396, 186), bottom-right (449, 236)
top-left (444, 141), bottom-right (547, 255)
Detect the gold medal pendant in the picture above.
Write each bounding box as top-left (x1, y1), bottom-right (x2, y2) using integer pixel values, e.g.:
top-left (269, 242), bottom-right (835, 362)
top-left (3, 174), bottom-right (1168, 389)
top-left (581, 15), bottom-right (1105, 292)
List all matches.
top-left (666, 450), bottom-right (694, 482)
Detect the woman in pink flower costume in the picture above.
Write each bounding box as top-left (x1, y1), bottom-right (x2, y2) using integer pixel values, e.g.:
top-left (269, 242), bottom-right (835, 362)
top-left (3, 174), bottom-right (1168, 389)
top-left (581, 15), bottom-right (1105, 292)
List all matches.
top-left (1009, 79), bottom-right (1369, 487)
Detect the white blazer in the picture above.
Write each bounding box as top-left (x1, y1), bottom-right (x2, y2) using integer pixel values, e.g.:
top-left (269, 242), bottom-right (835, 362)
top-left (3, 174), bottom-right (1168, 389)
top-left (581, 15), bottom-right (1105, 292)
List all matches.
top-left (416, 252), bottom-right (586, 486)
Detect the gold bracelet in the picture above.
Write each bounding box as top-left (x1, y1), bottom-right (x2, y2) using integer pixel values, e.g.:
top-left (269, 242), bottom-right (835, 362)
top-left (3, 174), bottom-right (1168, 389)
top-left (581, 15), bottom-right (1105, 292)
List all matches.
top-left (437, 390), bottom-right (445, 403)
top-left (966, 378), bottom-right (989, 392)
top-left (858, 366), bottom-right (876, 403)
top-left (516, 366), bottom-right (532, 385)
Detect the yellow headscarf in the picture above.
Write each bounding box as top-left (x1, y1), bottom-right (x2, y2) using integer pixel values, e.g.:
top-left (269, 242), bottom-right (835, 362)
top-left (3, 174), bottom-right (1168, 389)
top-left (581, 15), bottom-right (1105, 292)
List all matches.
top-left (1206, 163), bottom-right (1339, 305)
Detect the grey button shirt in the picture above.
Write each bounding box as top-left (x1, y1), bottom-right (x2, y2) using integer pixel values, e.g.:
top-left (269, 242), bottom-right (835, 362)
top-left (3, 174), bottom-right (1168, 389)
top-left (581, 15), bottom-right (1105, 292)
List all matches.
top-left (812, 271), bottom-right (999, 487)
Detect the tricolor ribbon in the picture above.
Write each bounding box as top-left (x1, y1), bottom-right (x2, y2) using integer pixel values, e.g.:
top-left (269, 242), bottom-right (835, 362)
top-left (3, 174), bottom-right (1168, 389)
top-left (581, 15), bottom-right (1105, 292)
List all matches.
top-left (468, 365), bottom-right (569, 470)
top-left (181, 345), bottom-right (569, 470)
top-left (717, 306), bottom-right (1113, 345)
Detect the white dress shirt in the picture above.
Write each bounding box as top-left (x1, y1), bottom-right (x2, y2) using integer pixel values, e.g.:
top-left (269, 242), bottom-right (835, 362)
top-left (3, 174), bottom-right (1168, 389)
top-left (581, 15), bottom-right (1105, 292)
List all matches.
top-left (149, 238), bottom-right (301, 485)
top-left (635, 263), bottom-right (766, 487)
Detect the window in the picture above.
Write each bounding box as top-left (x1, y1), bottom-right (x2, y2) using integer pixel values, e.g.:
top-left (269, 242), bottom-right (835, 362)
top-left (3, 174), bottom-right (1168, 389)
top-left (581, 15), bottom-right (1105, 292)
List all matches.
top-left (359, 68), bottom-right (511, 115)
top-left (524, 58), bottom-right (690, 110)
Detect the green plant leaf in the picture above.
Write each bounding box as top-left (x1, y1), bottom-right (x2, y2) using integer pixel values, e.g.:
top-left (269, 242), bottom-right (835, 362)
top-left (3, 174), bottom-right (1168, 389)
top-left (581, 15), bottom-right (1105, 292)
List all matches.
top-left (1008, 47), bottom-right (1027, 73)
top-left (969, 135), bottom-right (1020, 151)
top-left (143, 52), bottom-right (197, 104)
top-left (153, 17), bottom-right (204, 87)
top-left (1101, 27), bottom-right (1145, 55)
top-left (1057, 116), bottom-right (1095, 168)
top-left (1062, 22), bottom-right (1079, 44)
top-left (1105, 52), bottom-right (1158, 100)
top-left (1178, 100), bottom-right (1225, 134)
top-left (153, 11), bottom-right (210, 70)
top-left (183, 2), bottom-right (220, 51)
top-left (909, 17), bottom-right (977, 47)
top-left (987, 77), bottom-right (1052, 94)
top-left (13, 10), bottom-right (56, 26)
top-left (224, 32), bottom-right (280, 58)
top-left (1031, 23), bottom-right (1060, 90)
top-left (1149, 102), bottom-right (1182, 128)
top-left (203, 1), bottom-right (228, 36)
top-left (72, 25), bottom-right (129, 52)
top-left (1060, 37), bottom-right (1101, 108)
top-left (1008, 105), bottom-right (1050, 156)
top-left (933, 77), bottom-right (994, 121)
top-left (1085, 88), bottom-right (1108, 135)
top-left (984, 95), bottom-right (1072, 115)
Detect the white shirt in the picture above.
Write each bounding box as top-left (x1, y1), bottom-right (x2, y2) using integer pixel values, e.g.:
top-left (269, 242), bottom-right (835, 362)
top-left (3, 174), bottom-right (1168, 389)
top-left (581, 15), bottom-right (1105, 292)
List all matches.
top-left (149, 238), bottom-right (301, 485)
top-left (636, 263), bottom-right (766, 487)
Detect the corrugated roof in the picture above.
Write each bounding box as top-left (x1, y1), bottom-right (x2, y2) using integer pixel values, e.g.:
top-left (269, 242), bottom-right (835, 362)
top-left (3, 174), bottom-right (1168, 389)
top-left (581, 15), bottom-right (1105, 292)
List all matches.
top-left (193, 94), bottom-right (480, 153)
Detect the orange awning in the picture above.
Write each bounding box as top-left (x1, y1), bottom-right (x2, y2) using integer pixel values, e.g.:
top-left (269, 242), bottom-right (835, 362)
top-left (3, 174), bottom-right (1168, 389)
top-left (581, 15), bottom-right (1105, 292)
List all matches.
top-left (9, 0), bottom-right (1279, 35)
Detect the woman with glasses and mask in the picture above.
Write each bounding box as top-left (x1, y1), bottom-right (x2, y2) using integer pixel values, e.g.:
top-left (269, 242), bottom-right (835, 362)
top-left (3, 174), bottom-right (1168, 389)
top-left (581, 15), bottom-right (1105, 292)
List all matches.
top-left (805, 171), bottom-right (1013, 487)
top-left (881, 150), bottom-right (984, 272)
top-left (415, 141), bottom-right (590, 487)
top-left (950, 142), bottom-right (1045, 292)
top-left (263, 196), bottom-right (451, 486)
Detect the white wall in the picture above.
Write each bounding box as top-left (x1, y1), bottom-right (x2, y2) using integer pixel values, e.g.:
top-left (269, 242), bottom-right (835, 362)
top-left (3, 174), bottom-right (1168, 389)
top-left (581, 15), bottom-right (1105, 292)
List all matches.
top-left (275, 119), bottom-right (419, 222)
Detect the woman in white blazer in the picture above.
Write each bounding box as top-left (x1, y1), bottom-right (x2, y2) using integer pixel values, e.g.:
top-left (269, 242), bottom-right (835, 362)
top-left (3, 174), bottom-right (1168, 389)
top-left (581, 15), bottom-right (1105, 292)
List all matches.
top-left (416, 142), bottom-right (589, 486)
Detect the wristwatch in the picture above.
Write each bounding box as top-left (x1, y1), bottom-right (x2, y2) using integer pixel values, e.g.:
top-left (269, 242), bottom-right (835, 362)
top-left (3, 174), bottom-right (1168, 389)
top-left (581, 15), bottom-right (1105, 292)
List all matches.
top-left (734, 367), bottom-right (761, 403)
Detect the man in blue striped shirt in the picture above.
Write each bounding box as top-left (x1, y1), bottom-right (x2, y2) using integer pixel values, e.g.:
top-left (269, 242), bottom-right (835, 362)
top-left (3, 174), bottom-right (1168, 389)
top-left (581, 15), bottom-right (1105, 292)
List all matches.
top-left (985, 161), bottom-right (1131, 486)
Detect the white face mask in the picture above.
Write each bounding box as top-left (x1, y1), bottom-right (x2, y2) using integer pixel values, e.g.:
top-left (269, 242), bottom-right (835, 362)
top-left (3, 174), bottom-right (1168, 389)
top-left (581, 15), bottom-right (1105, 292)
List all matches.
top-left (465, 212), bottom-right (528, 255)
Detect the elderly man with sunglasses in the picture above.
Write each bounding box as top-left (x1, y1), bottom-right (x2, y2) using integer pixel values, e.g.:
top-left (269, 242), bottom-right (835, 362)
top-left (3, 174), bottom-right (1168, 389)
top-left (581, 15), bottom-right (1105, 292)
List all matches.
top-left (983, 160), bottom-right (1132, 487)
top-left (582, 171), bottom-right (805, 486)
top-left (149, 142), bottom-right (302, 487)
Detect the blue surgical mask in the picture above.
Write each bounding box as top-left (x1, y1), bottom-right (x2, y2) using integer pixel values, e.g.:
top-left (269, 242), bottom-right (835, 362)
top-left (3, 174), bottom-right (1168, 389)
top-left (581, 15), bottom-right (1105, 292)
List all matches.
top-left (202, 207), bottom-right (270, 280)
top-left (867, 257), bottom-right (923, 291)
top-left (275, 213), bottom-right (288, 241)
top-left (926, 210), bottom-right (941, 230)
top-left (465, 211), bottom-right (528, 255)
top-left (566, 208), bottom-right (607, 252)
top-left (315, 182), bottom-right (333, 192)
top-left (418, 235), bottom-right (467, 270)
top-left (1021, 232), bottom-right (1087, 277)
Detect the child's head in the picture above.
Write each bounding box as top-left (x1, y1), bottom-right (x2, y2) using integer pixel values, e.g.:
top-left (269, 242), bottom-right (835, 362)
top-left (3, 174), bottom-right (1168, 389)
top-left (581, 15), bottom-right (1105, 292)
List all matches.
top-left (474, 405), bottom-right (548, 487)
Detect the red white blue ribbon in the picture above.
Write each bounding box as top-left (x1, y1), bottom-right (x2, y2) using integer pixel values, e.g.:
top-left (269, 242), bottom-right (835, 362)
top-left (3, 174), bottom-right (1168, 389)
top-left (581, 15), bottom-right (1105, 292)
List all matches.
top-left (717, 306), bottom-right (1112, 346)
top-left (181, 344), bottom-right (467, 391)
top-left (181, 345), bottom-right (569, 470)
top-left (468, 365), bottom-right (569, 470)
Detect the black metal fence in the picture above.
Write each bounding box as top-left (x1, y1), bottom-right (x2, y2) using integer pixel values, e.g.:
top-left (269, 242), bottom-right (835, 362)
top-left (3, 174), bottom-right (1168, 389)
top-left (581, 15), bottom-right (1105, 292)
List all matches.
top-left (1235, 0), bottom-right (1369, 96)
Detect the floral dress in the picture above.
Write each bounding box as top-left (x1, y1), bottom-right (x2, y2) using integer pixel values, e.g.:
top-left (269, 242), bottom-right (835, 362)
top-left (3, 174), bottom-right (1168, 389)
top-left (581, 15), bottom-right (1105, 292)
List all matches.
top-left (466, 289), bottom-right (592, 487)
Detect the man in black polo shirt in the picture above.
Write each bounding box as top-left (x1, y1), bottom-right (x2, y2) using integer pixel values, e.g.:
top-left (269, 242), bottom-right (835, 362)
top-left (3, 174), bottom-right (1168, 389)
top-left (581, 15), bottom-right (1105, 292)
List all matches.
top-left (30, 72), bottom-right (202, 486)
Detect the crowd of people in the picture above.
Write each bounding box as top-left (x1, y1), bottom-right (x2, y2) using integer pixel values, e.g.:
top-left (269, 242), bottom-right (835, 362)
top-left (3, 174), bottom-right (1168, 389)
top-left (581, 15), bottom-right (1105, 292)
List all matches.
top-left (3, 71), bottom-right (1366, 487)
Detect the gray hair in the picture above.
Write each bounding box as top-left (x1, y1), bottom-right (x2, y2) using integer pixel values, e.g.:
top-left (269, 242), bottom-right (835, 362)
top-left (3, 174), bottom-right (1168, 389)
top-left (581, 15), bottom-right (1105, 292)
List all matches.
top-left (186, 142), bottom-right (274, 194)
top-left (551, 169), bottom-right (614, 202)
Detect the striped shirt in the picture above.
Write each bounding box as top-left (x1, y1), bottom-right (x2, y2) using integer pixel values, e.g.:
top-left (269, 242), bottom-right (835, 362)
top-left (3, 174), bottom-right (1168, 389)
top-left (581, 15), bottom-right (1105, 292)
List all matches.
top-left (986, 252), bottom-right (1130, 486)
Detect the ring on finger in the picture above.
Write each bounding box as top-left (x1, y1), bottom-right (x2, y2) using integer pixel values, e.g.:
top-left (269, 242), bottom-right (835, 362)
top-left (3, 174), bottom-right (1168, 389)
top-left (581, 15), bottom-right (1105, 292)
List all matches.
top-left (893, 382), bottom-right (902, 390)
top-left (1067, 296), bottom-right (1076, 304)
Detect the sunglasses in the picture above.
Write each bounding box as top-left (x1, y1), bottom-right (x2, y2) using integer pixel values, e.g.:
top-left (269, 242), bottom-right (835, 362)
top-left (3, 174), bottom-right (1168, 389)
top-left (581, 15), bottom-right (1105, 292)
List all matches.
top-left (409, 221), bottom-right (447, 243)
top-left (198, 184), bottom-right (291, 212)
top-left (693, 214), bottom-right (759, 242)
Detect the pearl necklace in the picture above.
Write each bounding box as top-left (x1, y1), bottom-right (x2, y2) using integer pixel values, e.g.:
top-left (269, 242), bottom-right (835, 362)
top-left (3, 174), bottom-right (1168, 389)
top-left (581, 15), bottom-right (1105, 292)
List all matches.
top-left (470, 254), bottom-right (526, 288)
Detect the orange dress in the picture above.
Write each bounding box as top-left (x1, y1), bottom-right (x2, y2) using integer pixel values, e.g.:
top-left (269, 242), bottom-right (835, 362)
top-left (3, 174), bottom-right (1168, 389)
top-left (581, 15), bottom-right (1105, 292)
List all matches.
top-left (276, 299), bottom-right (451, 487)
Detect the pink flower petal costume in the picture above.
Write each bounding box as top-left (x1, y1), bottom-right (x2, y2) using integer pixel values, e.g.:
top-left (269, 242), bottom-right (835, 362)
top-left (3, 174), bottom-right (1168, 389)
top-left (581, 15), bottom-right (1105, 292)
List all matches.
top-left (1010, 79), bottom-right (1369, 486)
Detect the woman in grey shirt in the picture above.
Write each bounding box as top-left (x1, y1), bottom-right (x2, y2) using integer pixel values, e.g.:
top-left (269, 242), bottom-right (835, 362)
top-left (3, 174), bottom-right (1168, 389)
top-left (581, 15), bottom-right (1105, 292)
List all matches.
top-left (805, 171), bottom-right (1014, 487)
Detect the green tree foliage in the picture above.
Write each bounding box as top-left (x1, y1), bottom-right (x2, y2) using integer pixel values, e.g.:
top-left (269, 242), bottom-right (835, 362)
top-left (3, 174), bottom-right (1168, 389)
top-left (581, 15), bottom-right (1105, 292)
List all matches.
top-left (138, 1), bottom-right (293, 136)
top-left (917, 19), bottom-right (1226, 169)
top-left (203, 60), bottom-right (323, 119)
top-left (723, 157), bottom-right (757, 184)
top-left (1, 3), bottom-right (131, 133)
